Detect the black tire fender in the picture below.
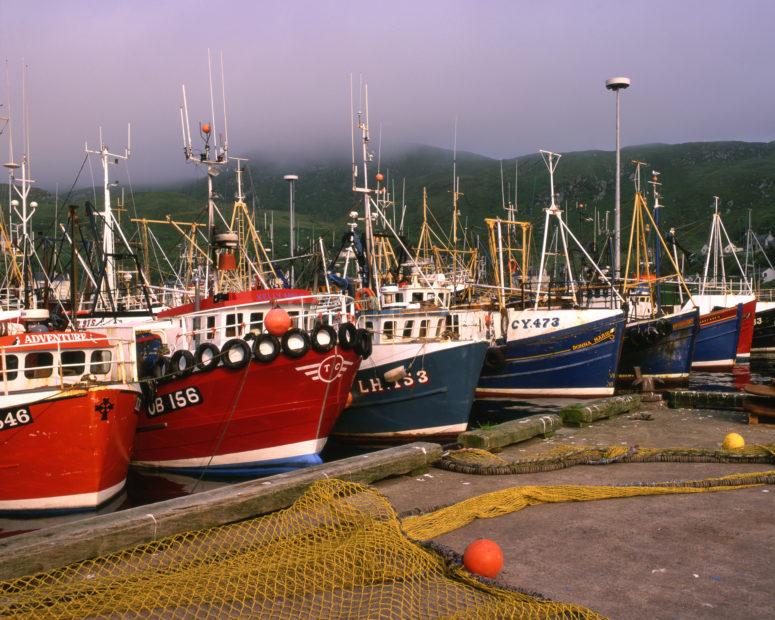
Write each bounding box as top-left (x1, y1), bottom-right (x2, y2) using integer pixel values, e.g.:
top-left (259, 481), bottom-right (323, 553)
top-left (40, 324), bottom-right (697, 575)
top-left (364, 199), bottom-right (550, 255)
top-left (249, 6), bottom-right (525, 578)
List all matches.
top-left (483, 346), bottom-right (507, 372)
top-left (152, 355), bottom-right (170, 381)
top-left (338, 322), bottom-right (357, 350)
top-left (253, 334), bottom-right (281, 363)
top-left (169, 349), bottom-right (195, 378)
top-left (221, 339), bottom-right (251, 370)
top-left (282, 328), bottom-right (311, 359)
top-left (194, 342), bottom-right (221, 372)
top-left (311, 325), bottom-right (337, 354)
top-left (353, 328), bottom-right (373, 359)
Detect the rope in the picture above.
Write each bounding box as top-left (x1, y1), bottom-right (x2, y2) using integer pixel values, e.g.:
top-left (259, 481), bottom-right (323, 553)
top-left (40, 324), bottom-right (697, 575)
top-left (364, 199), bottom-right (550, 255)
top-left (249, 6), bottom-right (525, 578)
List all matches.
top-left (437, 444), bottom-right (775, 475)
top-left (401, 470), bottom-right (775, 541)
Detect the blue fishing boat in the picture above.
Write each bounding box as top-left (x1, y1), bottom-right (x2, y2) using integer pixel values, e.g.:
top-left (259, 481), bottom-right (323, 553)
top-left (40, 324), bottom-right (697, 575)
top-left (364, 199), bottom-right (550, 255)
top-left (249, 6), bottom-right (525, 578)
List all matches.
top-left (472, 308), bottom-right (626, 398)
top-left (331, 307), bottom-right (488, 443)
top-left (615, 168), bottom-right (699, 384)
top-left (617, 308), bottom-right (699, 383)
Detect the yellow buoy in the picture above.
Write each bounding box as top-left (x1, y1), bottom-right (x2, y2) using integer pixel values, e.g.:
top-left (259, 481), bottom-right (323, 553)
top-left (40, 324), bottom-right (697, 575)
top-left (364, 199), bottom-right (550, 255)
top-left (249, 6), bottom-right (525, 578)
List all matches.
top-left (722, 432), bottom-right (745, 450)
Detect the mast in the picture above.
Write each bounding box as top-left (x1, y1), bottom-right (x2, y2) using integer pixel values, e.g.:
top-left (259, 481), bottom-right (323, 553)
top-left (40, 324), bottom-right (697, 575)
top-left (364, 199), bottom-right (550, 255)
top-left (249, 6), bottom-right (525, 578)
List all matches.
top-left (85, 124), bottom-right (131, 304)
top-left (534, 150), bottom-right (562, 310)
top-left (180, 51), bottom-right (229, 296)
top-left (649, 169), bottom-right (662, 309)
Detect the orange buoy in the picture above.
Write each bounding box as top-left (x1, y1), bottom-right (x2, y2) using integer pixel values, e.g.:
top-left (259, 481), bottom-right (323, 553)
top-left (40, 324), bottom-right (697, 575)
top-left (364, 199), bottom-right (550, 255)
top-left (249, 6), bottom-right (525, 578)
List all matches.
top-left (201, 122), bottom-right (211, 134)
top-left (375, 172), bottom-right (384, 183)
top-left (265, 307), bottom-right (292, 336)
top-left (463, 539), bottom-right (504, 578)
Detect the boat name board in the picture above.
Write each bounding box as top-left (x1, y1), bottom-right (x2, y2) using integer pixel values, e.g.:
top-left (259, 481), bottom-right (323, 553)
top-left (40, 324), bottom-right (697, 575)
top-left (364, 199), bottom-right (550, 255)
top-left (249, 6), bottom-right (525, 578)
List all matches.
top-left (147, 387), bottom-right (203, 417)
top-left (571, 328), bottom-right (616, 351)
top-left (0, 407), bottom-right (32, 431)
top-left (357, 370), bottom-right (429, 394)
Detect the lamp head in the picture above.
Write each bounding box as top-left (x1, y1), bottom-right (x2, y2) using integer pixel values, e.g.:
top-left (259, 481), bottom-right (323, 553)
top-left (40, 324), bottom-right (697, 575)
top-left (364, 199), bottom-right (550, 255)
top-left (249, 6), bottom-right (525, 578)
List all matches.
top-left (606, 77), bottom-right (631, 91)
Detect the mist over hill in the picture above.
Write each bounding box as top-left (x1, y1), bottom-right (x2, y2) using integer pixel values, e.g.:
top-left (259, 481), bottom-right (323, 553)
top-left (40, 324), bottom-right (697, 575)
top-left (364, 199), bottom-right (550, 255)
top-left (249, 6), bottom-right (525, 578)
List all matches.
top-left (10, 140), bottom-right (775, 266)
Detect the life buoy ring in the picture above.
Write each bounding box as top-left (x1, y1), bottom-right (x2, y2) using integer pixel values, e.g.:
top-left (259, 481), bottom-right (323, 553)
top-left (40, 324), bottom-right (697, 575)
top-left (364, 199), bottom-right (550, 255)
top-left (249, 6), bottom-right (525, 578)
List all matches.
top-left (253, 334), bottom-right (281, 363)
top-left (169, 349), bottom-right (195, 378)
top-left (152, 355), bottom-right (170, 381)
top-left (353, 328), bottom-right (373, 359)
top-left (221, 339), bottom-right (251, 370)
top-left (282, 328), bottom-right (311, 359)
top-left (354, 287), bottom-right (377, 311)
top-left (194, 342), bottom-right (221, 372)
top-left (311, 325), bottom-right (337, 354)
top-left (338, 322), bottom-right (357, 349)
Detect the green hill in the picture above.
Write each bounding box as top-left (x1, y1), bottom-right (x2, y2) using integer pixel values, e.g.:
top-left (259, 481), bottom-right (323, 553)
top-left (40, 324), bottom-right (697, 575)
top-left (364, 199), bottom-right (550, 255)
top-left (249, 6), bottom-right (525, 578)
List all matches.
top-left (8, 140), bottom-right (775, 270)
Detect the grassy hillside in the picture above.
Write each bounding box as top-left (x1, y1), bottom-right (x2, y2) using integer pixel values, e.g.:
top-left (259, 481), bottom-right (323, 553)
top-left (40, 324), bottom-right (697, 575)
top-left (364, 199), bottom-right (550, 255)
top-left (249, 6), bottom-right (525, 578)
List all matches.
top-left (7, 140), bottom-right (775, 271)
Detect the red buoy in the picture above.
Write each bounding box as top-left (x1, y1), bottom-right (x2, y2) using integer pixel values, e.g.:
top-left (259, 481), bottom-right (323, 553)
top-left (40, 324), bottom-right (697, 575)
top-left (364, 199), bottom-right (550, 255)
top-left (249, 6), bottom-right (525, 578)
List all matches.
top-left (265, 307), bottom-right (292, 336)
top-left (375, 172), bottom-right (384, 183)
top-left (463, 539), bottom-right (504, 578)
top-left (218, 253), bottom-right (237, 271)
top-left (201, 122), bottom-right (211, 134)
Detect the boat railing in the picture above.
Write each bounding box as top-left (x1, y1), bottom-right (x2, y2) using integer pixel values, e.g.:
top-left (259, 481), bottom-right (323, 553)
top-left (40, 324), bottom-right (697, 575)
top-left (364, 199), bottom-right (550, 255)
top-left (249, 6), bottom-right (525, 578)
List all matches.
top-left (179, 294), bottom-right (354, 350)
top-left (0, 337), bottom-right (138, 397)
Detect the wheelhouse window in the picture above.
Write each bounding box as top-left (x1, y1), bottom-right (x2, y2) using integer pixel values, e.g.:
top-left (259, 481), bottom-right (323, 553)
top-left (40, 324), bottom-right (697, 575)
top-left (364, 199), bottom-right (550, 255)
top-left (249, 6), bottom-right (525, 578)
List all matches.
top-left (411, 292), bottom-right (423, 303)
top-left (0, 354), bottom-right (18, 381)
top-left (402, 320), bottom-right (414, 339)
top-left (206, 315), bottom-right (216, 339)
top-left (90, 350), bottom-right (112, 375)
top-left (225, 313), bottom-right (243, 338)
top-left (249, 312), bottom-right (264, 333)
top-left (25, 352), bottom-right (54, 379)
top-left (419, 319), bottom-right (430, 338)
top-left (365, 321), bottom-right (374, 332)
top-left (61, 350), bottom-right (86, 376)
top-left (383, 320), bottom-right (395, 340)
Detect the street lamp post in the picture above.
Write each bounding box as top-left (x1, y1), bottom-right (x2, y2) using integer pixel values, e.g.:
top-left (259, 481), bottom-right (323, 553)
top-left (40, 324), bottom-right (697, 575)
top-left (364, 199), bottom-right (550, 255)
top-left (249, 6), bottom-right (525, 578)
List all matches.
top-left (605, 76), bottom-right (630, 282)
top-left (284, 174), bottom-right (299, 287)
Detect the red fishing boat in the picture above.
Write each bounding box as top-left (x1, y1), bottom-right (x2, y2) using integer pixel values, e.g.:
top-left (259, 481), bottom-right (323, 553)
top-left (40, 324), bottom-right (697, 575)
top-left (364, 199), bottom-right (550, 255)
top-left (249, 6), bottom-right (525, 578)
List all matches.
top-left (130, 290), bottom-right (368, 476)
top-left (0, 315), bottom-right (140, 513)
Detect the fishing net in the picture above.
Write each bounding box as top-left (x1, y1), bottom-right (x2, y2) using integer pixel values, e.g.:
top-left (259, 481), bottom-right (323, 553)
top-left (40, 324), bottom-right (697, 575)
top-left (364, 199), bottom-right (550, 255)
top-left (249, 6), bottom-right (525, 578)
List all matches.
top-left (2, 470), bottom-right (772, 619)
top-left (0, 478), bottom-right (603, 619)
top-left (439, 443), bottom-right (775, 475)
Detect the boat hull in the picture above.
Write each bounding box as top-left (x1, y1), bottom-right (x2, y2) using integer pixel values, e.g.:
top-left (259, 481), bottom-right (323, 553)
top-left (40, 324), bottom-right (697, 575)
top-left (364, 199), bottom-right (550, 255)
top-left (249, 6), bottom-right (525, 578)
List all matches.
top-left (736, 300), bottom-right (756, 362)
top-left (691, 305), bottom-right (742, 370)
top-left (751, 302), bottom-right (775, 353)
top-left (616, 309), bottom-right (699, 384)
top-left (331, 339), bottom-right (488, 444)
top-left (475, 309), bottom-right (626, 399)
top-left (0, 385), bottom-right (140, 514)
top-left (131, 347), bottom-right (359, 477)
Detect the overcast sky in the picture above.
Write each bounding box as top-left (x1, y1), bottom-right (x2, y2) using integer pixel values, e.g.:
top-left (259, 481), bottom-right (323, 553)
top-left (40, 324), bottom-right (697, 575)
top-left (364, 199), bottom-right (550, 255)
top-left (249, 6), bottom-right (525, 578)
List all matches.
top-left (1, 0), bottom-right (773, 189)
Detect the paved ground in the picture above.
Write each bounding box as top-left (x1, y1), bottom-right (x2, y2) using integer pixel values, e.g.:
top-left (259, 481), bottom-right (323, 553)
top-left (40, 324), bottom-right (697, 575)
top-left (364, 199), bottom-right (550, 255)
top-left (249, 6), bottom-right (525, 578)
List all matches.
top-left (375, 403), bottom-right (775, 619)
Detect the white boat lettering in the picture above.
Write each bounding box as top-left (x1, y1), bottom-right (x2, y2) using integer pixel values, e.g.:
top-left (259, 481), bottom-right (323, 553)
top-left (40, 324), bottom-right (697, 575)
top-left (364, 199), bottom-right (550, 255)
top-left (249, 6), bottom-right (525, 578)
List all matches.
top-left (147, 386), bottom-right (203, 417)
top-left (357, 370), bottom-right (429, 394)
top-left (21, 332), bottom-right (90, 345)
top-left (0, 407), bottom-right (33, 431)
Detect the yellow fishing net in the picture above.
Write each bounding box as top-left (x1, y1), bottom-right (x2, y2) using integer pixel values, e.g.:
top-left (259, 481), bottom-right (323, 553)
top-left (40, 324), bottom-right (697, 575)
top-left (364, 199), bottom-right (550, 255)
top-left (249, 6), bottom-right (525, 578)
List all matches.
top-left (2, 471), bottom-right (772, 619)
top-left (1, 478), bottom-right (602, 619)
